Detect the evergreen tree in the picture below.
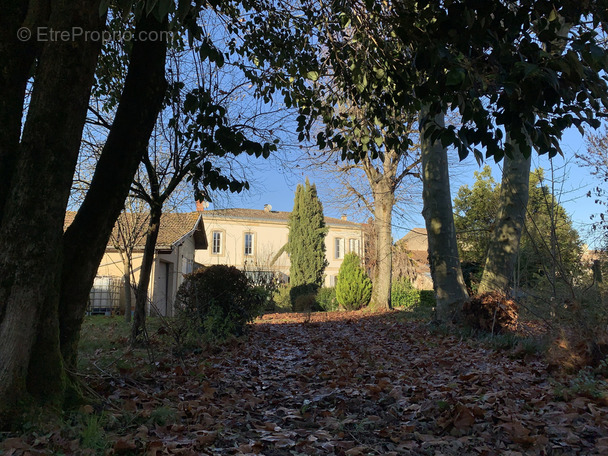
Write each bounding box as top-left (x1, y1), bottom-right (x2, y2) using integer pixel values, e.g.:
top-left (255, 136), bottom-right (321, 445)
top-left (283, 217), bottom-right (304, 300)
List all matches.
top-left (336, 253), bottom-right (373, 310)
top-left (454, 166), bottom-right (501, 264)
top-left (454, 167), bottom-right (583, 290)
top-left (286, 179), bottom-right (328, 302)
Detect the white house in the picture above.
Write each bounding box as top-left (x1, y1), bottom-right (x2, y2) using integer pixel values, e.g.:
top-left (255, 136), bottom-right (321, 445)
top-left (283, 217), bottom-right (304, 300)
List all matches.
top-left (195, 205), bottom-right (366, 287)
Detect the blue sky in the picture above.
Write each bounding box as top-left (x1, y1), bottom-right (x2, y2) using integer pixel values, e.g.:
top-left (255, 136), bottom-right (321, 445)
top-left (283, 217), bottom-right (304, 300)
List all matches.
top-left (184, 9), bottom-right (605, 249)
top-left (203, 125), bottom-right (603, 248)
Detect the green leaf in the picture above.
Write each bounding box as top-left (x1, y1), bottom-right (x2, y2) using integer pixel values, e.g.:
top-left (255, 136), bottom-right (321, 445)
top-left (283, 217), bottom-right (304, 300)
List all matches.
top-left (146, 0), bottom-right (159, 16)
top-left (306, 71), bottom-right (319, 82)
top-left (177, 0), bottom-right (191, 20)
top-left (155, 0), bottom-right (174, 21)
top-left (183, 93), bottom-right (197, 114)
top-left (548, 8), bottom-right (558, 22)
top-left (446, 68), bottom-right (465, 87)
top-left (99, 0), bottom-right (111, 16)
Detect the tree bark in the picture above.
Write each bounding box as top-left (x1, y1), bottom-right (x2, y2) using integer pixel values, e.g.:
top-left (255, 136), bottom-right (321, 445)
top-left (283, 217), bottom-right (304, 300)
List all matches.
top-left (478, 138), bottom-right (531, 294)
top-left (131, 204), bottom-right (162, 345)
top-left (369, 180), bottom-right (394, 310)
top-left (57, 12), bottom-right (167, 374)
top-left (592, 260), bottom-right (603, 286)
top-left (419, 106), bottom-right (468, 321)
top-left (123, 254), bottom-right (133, 323)
top-left (0, 0), bottom-right (103, 424)
top-left (0, 3), bottom-right (40, 218)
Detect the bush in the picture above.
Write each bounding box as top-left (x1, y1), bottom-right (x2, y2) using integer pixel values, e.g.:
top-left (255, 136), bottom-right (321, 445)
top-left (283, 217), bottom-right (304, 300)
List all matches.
top-left (290, 283), bottom-right (319, 310)
top-left (174, 265), bottom-right (264, 345)
top-left (336, 253), bottom-right (372, 310)
top-left (316, 287), bottom-right (338, 311)
top-left (270, 284), bottom-right (292, 312)
top-left (293, 293), bottom-right (317, 312)
top-left (392, 278), bottom-right (419, 309)
top-left (243, 265), bottom-right (281, 312)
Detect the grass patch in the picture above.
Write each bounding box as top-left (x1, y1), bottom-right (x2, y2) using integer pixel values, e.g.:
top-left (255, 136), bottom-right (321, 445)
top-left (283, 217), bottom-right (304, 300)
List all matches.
top-left (77, 316), bottom-right (130, 356)
top-left (147, 406), bottom-right (178, 426)
top-left (78, 315), bottom-right (168, 372)
top-left (553, 368), bottom-right (608, 401)
top-left (397, 303), bottom-right (435, 321)
top-left (80, 414), bottom-right (108, 453)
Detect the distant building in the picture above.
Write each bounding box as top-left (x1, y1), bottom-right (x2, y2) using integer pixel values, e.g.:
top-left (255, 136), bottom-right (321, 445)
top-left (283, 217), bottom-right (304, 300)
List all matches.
top-left (64, 211), bottom-right (207, 316)
top-left (195, 207), bottom-right (366, 287)
top-left (396, 228), bottom-right (433, 289)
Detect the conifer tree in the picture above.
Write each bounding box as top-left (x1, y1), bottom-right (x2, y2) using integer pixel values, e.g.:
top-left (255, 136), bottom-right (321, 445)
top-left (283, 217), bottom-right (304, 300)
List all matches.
top-left (336, 253), bottom-right (372, 310)
top-left (287, 179), bottom-right (328, 301)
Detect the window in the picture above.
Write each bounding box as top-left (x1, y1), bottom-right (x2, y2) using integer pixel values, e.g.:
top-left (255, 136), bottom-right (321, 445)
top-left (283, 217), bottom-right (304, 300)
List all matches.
top-left (244, 232), bottom-right (254, 256)
top-left (335, 237), bottom-right (344, 259)
top-left (212, 231), bottom-right (222, 255)
top-left (349, 238), bottom-right (360, 255)
top-left (182, 257), bottom-right (193, 274)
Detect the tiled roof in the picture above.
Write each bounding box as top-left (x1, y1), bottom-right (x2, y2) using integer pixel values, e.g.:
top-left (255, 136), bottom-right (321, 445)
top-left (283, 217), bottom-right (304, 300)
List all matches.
top-left (64, 211), bottom-right (207, 250)
top-left (397, 228), bottom-right (428, 251)
top-left (203, 208), bottom-right (363, 228)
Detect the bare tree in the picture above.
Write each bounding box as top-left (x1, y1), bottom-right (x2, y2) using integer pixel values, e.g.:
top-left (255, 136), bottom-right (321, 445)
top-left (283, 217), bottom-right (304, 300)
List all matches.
top-left (304, 139), bottom-right (421, 309)
top-left (109, 200), bottom-right (149, 323)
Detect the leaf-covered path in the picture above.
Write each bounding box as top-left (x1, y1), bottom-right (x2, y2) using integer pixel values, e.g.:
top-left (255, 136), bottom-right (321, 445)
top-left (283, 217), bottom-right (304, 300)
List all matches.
top-left (119, 312), bottom-right (608, 455)
top-left (3, 311), bottom-right (608, 455)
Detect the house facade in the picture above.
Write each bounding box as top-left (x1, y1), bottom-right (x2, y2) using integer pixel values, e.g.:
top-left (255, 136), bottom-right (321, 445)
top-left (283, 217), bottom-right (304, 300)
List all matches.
top-left (195, 206), bottom-right (366, 287)
top-left (64, 211), bottom-right (207, 317)
top-left (396, 227), bottom-right (433, 290)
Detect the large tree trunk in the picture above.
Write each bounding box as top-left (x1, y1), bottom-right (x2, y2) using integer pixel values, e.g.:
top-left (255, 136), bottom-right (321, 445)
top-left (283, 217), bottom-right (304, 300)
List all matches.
top-left (478, 138), bottom-right (531, 294)
top-left (57, 12), bottom-right (167, 376)
top-left (0, 0), bottom-right (103, 425)
top-left (0, 3), bottom-right (40, 217)
top-left (419, 106), bottom-right (468, 321)
top-left (369, 181), bottom-right (394, 310)
top-left (131, 204), bottom-right (162, 345)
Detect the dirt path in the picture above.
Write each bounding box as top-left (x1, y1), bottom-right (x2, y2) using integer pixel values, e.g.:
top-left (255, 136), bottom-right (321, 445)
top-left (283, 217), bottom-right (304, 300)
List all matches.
top-left (3, 311), bottom-right (608, 455)
top-left (128, 312), bottom-right (608, 455)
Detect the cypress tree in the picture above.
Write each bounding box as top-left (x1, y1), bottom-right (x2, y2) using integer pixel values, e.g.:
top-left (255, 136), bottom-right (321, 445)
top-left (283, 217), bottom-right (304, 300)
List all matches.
top-left (287, 179), bottom-right (328, 303)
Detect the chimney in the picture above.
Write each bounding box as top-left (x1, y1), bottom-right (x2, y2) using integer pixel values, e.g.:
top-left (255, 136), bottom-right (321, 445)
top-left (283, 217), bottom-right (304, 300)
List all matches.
top-left (196, 200), bottom-right (209, 212)
top-left (341, 214), bottom-right (347, 221)
top-left (264, 204), bottom-right (272, 212)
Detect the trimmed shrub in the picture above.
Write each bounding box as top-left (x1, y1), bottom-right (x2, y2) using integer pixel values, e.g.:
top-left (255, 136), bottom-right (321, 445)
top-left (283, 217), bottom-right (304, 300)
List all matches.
top-left (293, 293), bottom-right (317, 312)
top-left (391, 278), bottom-right (419, 309)
top-left (289, 283), bottom-right (319, 310)
top-left (336, 253), bottom-right (372, 310)
top-left (270, 284), bottom-right (292, 313)
top-left (174, 265), bottom-right (264, 345)
top-left (316, 287), bottom-right (338, 311)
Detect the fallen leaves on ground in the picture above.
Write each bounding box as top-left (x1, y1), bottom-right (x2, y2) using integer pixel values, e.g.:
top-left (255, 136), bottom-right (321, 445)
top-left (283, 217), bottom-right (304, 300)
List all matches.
top-left (3, 311), bottom-right (608, 455)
